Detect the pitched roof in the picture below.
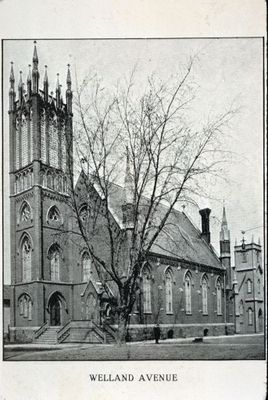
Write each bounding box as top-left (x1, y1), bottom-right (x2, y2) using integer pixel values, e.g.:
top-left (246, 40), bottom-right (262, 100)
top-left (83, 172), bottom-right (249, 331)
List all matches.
top-left (75, 173), bottom-right (222, 269)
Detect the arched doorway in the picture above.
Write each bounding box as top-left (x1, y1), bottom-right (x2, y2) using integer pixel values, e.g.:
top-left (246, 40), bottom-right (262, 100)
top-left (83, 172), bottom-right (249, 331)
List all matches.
top-left (48, 292), bottom-right (63, 326)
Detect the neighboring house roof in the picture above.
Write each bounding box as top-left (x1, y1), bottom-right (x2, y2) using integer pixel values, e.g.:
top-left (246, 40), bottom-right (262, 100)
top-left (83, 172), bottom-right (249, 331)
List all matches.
top-left (75, 172), bottom-right (222, 270)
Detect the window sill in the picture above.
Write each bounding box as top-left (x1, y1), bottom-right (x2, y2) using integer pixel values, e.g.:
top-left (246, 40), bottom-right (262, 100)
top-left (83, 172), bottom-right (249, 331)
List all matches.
top-left (143, 311), bottom-right (152, 315)
top-left (202, 313), bottom-right (208, 316)
top-left (186, 312), bottom-right (192, 315)
top-left (166, 312), bottom-right (174, 315)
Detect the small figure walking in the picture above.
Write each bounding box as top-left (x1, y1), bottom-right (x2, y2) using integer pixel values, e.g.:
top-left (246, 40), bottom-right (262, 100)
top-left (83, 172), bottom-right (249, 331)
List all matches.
top-left (153, 323), bottom-right (161, 344)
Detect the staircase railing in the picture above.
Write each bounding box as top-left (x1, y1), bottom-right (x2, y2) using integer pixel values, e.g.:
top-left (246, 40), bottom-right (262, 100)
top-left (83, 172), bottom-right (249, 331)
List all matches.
top-left (102, 322), bottom-right (117, 343)
top-left (34, 320), bottom-right (49, 340)
top-left (92, 321), bottom-right (105, 342)
top-left (57, 319), bottom-right (72, 343)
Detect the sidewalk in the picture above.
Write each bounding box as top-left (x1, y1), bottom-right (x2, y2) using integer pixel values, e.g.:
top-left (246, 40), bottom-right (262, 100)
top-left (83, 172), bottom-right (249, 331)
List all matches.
top-left (4, 333), bottom-right (264, 351)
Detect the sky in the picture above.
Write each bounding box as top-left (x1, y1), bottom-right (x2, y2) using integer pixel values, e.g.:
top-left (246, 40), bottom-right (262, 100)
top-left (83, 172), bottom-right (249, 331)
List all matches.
top-left (2, 38), bottom-right (264, 283)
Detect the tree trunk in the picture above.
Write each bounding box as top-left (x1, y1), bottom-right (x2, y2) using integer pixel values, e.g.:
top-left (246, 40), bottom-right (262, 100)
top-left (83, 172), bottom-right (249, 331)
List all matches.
top-left (117, 313), bottom-right (128, 346)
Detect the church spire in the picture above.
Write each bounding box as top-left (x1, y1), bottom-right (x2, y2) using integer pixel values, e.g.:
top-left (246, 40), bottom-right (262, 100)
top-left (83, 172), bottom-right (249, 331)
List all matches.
top-left (219, 205), bottom-right (231, 288)
top-left (220, 206), bottom-right (230, 242)
top-left (122, 146), bottom-right (134, 229)
top-left (9, 62), bottom-right (16, 111)
top-left (123, 146), bottom-right (134, 205)
top-left (32, 41), bottom-right (39, 93)
top-left (66, 64), bottom-right (72, 114)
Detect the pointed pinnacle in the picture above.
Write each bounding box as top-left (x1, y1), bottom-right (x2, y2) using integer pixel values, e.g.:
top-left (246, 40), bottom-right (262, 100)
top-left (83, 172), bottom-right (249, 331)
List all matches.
top-left (27, 64), bottom-right (32, 82)
top-left (221, 206), bottom-right (227, 226)
top-left (10, 62), bottom-right (15, 83)
top-left (56, 73), bottom-right (60, 90)
top-left (43, 65), bottom-right (48, 84)
top-left (33, 40), bottom-right (38, 64)
top-left (66, 64), bottom-right (71, 86)
top-left (18, 71), bottom-right (23, 88)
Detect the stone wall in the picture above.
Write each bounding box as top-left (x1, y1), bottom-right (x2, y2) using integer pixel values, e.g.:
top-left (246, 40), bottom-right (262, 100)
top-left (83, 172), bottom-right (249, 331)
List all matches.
top-left (124, 323), bottom-right (235, 342)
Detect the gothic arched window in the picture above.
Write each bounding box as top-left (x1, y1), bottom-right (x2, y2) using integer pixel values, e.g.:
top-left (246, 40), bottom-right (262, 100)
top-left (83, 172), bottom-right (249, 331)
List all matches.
top-left (216, 277), bottom-right (222, 315)
top-left (248, 308), bottom-right (253, 325)
top-left (201, 275), bottom-right (208, 315)
top-left (142, 266), bottom-right (152, 313)
top-left (47, 171), bottom-right (52, 189)
top-left (247, 279), bottom-right (252, 294)
top-left (48, 205), bottom-right (61, 223)
top-left (79, 204), bottom-right (90, 224)
top-left (165, 269), bottom-right (173, 314)
top-left (48, 244), bottom-right (61, 281)
top-left (20, 202), bottom-right (31, 223)
top-left (62, 176), bottom-right (67, 193)
top-left (18, 294), bottom-right (33, 321)
top-left (21, 235), bottom-right (32, 282)
top-left (239, 300), bottom-right (244, 316)
top-left (185, 272), bottom-right (192, 314)
top-left (82, 252), bottom-right (92, 282)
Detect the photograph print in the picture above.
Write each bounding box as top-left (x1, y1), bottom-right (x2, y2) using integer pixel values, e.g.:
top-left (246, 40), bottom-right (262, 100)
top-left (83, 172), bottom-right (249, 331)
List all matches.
top-left (2, 38), bottom-right (265, 361)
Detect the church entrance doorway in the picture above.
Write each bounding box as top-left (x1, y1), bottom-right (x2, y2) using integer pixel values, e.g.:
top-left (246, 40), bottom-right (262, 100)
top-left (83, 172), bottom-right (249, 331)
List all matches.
top-left (49, 293), bottom-right (62, 326)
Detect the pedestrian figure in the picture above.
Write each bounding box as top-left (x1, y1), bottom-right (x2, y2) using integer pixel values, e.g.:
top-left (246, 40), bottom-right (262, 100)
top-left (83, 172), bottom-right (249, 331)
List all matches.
top-left (154, 323), bottom-right (161, 344)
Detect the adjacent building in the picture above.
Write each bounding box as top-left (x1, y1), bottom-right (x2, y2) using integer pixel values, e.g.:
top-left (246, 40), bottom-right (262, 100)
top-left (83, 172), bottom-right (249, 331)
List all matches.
top-left (232, 237), bottom-right (264, 334)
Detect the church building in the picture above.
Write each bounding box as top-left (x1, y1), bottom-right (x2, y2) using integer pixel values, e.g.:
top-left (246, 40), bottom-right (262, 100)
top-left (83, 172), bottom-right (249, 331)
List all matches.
top-left (6, 43), bottom-right (235, 344)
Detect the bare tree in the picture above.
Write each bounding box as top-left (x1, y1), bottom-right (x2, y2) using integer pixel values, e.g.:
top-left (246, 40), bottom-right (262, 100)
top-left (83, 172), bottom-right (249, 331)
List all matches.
top-left (65, 58), bottom-right (235, 344)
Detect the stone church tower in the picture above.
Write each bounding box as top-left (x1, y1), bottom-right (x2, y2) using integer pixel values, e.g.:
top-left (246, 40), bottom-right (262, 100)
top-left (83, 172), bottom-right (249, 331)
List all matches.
top-left (9, 43), bottom-right (74, 341)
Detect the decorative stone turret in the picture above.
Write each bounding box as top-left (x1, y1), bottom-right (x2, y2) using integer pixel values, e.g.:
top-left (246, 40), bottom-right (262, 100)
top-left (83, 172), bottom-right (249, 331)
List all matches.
top-left (219, 206), bottom-right (231, 286)
top-left (43, 65), bottom-right (49, 102)
top-left (9, 62), bottom-right (16, 112)
top-left (66, 64), bottom-right (72, 114)
top-left (32, 41), bottom-right (39, 94)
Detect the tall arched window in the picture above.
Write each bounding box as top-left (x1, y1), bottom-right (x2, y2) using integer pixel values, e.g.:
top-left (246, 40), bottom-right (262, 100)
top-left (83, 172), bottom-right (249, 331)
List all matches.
top-left (247, 279), bottom-right (252, 294)
top-left (49, 245), bottom-right (60, 281)
top-left (239, 300), bottom-right (244, 316)
top-left (201, 275), bottom-right (208, 315)
top-left (20, 202), bottom-right (31, 223)
top-left (79, 204), bottom-right (90, 223)
top-left (18, 294), bottom-right (33, 321)
top-left (82, 252), bottom-right (92, 282)
top-left (142, 266), bottom-right (152, 313)
top-left (216, 277), bottom-right (222, 315)
top-left (185, 272), bottom-right (192, 314)
top-left (248, 308), bottom-right (253, 325)
top-left (21, 235), bottom-right (32, 282)
top-left (165, 269), bottom-right (173, 314)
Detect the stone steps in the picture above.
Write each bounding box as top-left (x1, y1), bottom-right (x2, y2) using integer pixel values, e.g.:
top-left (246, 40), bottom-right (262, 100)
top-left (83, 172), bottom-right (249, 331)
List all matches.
top-left (35, 326), bottom-right (61, 344)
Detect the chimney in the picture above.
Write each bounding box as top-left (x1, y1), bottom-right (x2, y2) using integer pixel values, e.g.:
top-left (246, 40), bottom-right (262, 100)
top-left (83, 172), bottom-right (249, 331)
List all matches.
top-left (199, 208), bottom-right (211, 244)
